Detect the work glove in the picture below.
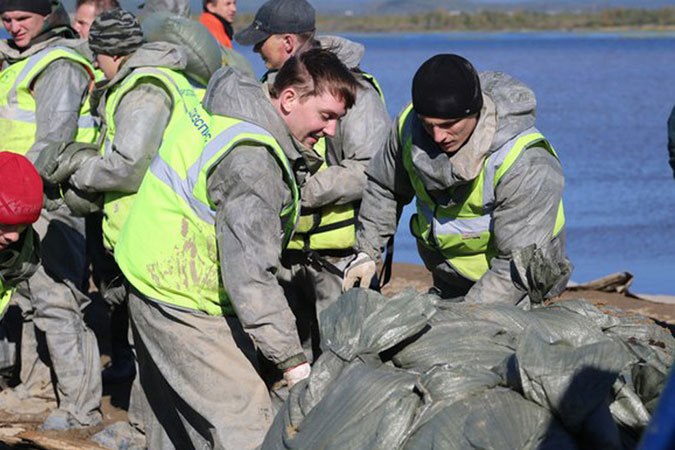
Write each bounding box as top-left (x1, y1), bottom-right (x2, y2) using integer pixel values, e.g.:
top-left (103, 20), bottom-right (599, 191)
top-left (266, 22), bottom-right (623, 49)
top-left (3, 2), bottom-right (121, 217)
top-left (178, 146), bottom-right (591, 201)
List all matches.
top-left (42, 182), bottom-right (64, 211)
top-left (42, 193), bottom-right (63, 212)
top-left (283, 362), bottom-right (311, 389)
top-left (512, 243), bottom-right (573, 305)
top-left (33, 141), bottom-right (68, 180)
top-left (41, 142), bottom-right (99, 185)
top-left (63, 185), bottom-right (103, 217)
top-left (341, 252), bottom-right (377, 292)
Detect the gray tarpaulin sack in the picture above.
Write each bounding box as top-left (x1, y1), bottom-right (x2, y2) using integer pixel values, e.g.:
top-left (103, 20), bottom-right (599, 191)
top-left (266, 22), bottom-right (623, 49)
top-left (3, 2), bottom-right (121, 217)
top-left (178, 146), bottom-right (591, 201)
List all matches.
top-left (142, 13), bottom-right (222, 87)
top-left (263, 288), bottom-right (435, 449)
top-left (264, 289), bottom-right (674, 449)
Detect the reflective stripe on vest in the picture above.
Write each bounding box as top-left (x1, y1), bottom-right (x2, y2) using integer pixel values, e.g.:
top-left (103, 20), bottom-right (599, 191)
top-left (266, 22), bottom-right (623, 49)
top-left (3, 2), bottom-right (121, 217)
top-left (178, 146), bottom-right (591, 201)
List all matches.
top-left (0, 289), bottom-right (12, 318)
top-left (286, 137), bottom-right (357, 251)
top-left (359, 70), bottom-right (386, 105)
top-left (115, 116), bottom-right (299, 316)
top-left (399, 104), bottom-right (565, 281)
top-left (0, 46), bottom-right (97, 154)
top-left (100, 67), bottom-right (206, 251)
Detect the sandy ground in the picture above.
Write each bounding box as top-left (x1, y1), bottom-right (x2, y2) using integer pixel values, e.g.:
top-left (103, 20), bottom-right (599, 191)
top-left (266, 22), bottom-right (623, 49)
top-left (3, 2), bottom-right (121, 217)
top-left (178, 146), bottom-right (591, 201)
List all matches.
top-left (0, 263), bottom-right (672, 449)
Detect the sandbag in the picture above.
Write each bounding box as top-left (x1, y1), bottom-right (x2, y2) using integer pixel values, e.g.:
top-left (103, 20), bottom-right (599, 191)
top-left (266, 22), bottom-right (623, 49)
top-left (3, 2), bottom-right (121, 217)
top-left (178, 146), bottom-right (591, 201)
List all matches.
top-left (142, 13), bottom-right (221, 87)
top-left (513, 327), bottom-right (635, 446)
top-left (221, 47), bottom-right (256, 79)
top-left (402, 388), bottom-right (578, 450)
top-left (263, 363), bottom-right (421, 450)
top-left (392, 318), bottom-right (515, 371)
top-left (140, 0), bottom-right (190, 17)
top-left (264, 289), bottom-right (675, 450)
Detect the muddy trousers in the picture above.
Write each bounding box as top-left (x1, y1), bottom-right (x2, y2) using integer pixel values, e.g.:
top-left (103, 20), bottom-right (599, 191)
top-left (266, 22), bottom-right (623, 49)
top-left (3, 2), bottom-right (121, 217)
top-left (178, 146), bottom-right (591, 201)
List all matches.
top-left (15, 209), bottom-right (101, 425)
top-left (129, 290), bottom-right (274, 450)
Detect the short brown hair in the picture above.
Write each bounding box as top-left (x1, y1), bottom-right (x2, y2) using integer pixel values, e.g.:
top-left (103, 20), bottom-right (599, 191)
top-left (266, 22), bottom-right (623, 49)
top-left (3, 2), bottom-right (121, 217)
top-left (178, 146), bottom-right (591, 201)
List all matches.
top-left (76, 0), bottom-right (120, 14)
top-left (270, 48), bottom-right (359, 110)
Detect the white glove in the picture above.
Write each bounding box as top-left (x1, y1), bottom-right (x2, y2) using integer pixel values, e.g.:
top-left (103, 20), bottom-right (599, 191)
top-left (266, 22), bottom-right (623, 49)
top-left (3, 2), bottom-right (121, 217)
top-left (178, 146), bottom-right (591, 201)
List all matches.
top-left (283, 362), bottom-right (311, 389)
top-left (342, 252), bottom-right (377, 292)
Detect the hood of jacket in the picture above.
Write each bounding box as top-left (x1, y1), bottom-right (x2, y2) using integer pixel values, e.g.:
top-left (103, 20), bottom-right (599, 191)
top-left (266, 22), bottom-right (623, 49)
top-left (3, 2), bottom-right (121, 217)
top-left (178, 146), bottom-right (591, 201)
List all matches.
top-left (202, 66), bottom-right (305, 172)
top-left (103, 41), bottom-right (188, 90)
top-left (0, 2), bottom-right (91, 63)
top-left (481, 71), bottom-right (536, 152)
top-left (317, 35), bottom-right (364, 69)
top-left (409, 70), bottom-right (536, 199)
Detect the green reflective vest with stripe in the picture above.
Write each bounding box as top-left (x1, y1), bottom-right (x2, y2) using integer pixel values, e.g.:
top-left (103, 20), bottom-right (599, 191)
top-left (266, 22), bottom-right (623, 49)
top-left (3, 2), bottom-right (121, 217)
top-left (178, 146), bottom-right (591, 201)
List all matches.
top-left (358, 70), bottom-right (386, 105)
top-left (0, 229), bottom-right (37, 316)
top-left (115, 115), bottom-right (299, 316)
top-left (0, 289), bottom-right (11, 318)
top-left (399, 104), bottom-right (565, 281)
top-left (286, 137), bottom-right (357, 251)
top-left (100, 67), bottom-right (206, 251)
top-left (286, 69), bottom-right (385, 252)
top-left (0, 46), bottom-right (98, 154)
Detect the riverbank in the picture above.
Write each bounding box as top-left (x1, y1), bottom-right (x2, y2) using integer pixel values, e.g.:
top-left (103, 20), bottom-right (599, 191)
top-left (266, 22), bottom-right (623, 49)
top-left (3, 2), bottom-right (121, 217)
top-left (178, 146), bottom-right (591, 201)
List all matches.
top-left (235, 8), bottom-right (675, 33)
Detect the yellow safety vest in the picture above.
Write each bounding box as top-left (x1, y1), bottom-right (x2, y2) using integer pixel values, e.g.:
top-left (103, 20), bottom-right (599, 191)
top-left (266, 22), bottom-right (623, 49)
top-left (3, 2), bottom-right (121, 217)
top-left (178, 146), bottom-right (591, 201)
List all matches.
top-left (0, 288), bottom-right (12, 319)
top-left (100, 67), bottom-right (206, 251)
top-left (0, 46), bottom-right (98, 154)
top-left (0, 229), bottom-right (37, 316)
top-left (115, 115), bottom-right (299, 316)
top-left (286, 69), bottom-right (385, 252)
top-left (399, 104), bottom-right (565, 281)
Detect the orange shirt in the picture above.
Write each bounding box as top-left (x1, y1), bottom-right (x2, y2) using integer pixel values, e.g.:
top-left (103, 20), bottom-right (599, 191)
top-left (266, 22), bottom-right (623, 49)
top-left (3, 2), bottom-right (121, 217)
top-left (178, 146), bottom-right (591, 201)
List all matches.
top-left (199, 12), bottom-right (233, 49)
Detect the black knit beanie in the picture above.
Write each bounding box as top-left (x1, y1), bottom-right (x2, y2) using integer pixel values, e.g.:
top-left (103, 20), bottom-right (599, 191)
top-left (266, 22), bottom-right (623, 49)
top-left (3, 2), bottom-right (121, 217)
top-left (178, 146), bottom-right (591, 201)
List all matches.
top-left (88, 8), bottom-right (144, 57)
top-left (412, 54), bottom-right (483, 119)
top-left (0, 0), bottom-right (52, 15)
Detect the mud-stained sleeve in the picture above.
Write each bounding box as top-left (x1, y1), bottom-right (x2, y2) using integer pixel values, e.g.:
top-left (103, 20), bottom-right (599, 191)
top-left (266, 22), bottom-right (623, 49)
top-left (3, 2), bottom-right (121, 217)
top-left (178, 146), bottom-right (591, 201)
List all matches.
top-left (207, 144), bottom-right (306, 369)
top-left (464, 146), bottom-right (565, 304)
top-left (300, 84), bottom-right (390, 208)
top-left (26, 59), bottom-right (91, 163)
top-left (356, 117), bottom-right (415, 262)
top-left (70, 81), bottom-right (172, 193)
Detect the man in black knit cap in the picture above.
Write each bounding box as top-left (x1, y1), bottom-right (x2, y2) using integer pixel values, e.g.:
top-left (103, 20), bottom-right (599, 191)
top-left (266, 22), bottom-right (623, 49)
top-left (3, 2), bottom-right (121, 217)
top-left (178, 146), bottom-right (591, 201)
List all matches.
top-left (344, 54), bottom-right (571, 307)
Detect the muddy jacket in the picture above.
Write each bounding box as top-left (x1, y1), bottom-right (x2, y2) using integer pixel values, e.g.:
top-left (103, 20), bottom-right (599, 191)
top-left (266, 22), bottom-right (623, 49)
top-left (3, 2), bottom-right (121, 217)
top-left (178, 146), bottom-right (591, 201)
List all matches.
top-left (0, 2), bottom-right (93, 162)
top-left (70, 43), bottom-right (185, 209)
top-left (358, 72), bottom-right (568, 304)
top-left (265, 36), bottom-right (389, 251)
top-left (197, 68), bottom-right (308, 368)
top-left (0, 228), bottom-right (39, 315)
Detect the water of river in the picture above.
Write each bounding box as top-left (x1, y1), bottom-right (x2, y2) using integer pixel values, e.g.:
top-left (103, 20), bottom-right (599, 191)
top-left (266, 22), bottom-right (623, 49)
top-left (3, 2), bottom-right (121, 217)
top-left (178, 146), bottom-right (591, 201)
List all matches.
top-left (239, 31), bottom-right (675, 294)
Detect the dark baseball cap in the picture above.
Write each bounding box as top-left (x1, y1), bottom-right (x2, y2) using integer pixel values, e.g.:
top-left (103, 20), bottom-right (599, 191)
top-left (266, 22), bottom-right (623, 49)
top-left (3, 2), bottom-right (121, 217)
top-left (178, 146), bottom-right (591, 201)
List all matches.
top-left (235, 0), bottom-right (316, 47)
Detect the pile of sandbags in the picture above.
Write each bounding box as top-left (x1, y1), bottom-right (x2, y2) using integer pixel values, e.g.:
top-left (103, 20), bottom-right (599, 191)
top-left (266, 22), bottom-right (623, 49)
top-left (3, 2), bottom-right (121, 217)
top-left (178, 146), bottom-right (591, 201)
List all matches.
top-left (263, 289), bottom-right (674, 449)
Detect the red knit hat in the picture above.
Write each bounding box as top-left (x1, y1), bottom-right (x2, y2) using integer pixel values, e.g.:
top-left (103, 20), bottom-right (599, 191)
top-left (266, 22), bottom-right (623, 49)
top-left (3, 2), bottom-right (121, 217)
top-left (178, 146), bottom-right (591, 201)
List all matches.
top-left (0, 152), bottom-right (43, 225)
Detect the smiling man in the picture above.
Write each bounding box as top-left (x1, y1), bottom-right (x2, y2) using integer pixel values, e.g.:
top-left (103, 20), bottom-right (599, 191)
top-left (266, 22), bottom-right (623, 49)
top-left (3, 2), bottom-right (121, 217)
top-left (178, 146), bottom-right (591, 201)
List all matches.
top-left (345, 54), bottom-right (571, 307)
top-left (236, 0), bottom-right (389, 363)
top-left (114, 48), bottom-right (359, 449)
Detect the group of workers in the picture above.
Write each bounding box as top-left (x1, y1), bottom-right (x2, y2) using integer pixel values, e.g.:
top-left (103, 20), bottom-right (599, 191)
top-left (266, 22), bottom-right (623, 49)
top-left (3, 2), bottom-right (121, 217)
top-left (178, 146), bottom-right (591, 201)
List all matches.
top-left (0, 0), bottom-right (571, 448)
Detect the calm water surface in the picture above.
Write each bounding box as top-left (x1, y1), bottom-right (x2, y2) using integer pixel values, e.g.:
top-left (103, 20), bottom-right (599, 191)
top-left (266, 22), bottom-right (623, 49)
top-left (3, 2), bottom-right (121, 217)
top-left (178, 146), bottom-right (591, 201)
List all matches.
top-left (240, 31), bottom-right (675, 294)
